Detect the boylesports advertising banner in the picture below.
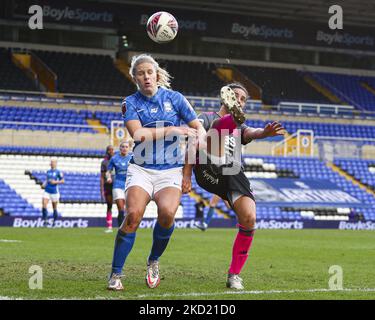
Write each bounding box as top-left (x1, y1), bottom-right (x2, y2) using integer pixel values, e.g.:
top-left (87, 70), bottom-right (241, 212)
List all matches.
top-left (12, 0), bottom-right (114, 27)
top-left (251, 178), bottom-right (366, 207)
top-left (1, 217), bottom-right (375, 230)
top-left (11, 0), bottom-right (375, 51)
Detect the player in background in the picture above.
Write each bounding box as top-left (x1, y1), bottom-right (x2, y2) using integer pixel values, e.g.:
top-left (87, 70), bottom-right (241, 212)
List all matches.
top-left (194, 194), bottom-right (222, 231)
top-left (183, 83), bottom-right (285, 290)
top-left (107, 53), bottom-right (205, 291)
top-left (106, 141), bottom-right (132, 229)
top-left (42, 158), bottom-right (64, 227)
top-left (100, 145), bottom-right (115, 233)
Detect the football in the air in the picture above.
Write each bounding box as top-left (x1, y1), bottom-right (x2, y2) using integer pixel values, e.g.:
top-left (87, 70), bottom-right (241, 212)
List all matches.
top-left (146, 11), bottom-right (178, 44)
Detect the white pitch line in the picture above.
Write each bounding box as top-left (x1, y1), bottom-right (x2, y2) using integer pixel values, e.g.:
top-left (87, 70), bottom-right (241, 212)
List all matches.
top-left (136, 288), bottom-right (375, 299)
top-left (1, 288), bottom-right (375, 300)
top-left (0, 296), bottom-right (24, 300)
top-left (0, 239), bottom-right (22, 243)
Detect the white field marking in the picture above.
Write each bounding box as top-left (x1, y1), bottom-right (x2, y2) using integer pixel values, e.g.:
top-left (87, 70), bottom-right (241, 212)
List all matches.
top-left (136, 288), bottom-right (375, 299)
top-left (0, 239), bottom-right (22, 243)
top-left (1, 288), bottom-right (375, 300)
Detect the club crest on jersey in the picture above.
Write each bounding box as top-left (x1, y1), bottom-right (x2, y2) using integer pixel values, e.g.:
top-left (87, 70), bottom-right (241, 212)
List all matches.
top-left (150, 107), bottom-right (158, 113)
top-left (164, 101), bottom-right (173, 112)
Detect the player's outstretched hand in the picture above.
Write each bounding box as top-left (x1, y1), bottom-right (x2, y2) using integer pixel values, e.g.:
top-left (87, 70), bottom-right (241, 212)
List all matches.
top-left (262, 121), bottom-right (286, 138)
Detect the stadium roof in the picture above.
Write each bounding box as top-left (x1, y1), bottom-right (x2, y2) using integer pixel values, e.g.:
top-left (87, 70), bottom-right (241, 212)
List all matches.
top-left (99, 0), bottom-right (375, 28)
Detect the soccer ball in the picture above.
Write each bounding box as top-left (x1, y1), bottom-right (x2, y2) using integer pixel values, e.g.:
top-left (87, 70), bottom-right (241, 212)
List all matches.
top-left (146, 11), bottom-right (178, 44)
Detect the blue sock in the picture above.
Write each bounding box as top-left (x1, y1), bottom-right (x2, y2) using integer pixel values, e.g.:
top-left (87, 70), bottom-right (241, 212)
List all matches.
top-left (148, 222), bottom-right (175, 262)
top-left (111, 230), bottom-right (136, 275)
top-left (42, 208), bottom-right (48, 220)
top-left (53, 209), bottom-right (58, 220)
top-left (118, 210), bottom-right (125, 227)
top-left (205, 207), bottom-right (215, 225)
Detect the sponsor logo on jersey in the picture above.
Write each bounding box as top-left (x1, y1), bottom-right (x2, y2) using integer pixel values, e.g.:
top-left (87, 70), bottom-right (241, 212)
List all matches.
top-left (150, 107), bottom-right (158, 113)
top-left (203, 169), bottom-right (219, 184)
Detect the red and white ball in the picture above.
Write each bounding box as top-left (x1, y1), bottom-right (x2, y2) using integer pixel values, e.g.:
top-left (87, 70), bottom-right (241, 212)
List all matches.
top-left (146, 11), bottom-right (178, 44)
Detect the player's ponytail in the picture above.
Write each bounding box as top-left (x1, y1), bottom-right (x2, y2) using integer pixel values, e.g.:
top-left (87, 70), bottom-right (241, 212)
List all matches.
top-left (129, 53), bottom-right (172, 89)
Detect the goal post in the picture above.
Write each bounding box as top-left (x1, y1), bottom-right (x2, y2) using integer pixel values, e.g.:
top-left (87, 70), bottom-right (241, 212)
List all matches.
top-left (272, 130), bottom-right (314, 157)
top-left (110, 120), bottom-right (130, 148)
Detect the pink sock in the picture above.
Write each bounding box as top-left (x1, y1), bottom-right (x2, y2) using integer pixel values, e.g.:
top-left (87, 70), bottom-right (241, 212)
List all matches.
top-left (212, 114), bottom-right (237, 134)
top-left (228, 224), bottom-right (255, 275)
top-left (106, 211), bottom-right (113, 228)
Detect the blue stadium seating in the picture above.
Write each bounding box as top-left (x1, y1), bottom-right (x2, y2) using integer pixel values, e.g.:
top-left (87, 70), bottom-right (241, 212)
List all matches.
top-left (32, 171), bottom-right (101, 202)
top-left (0, 179), bottom-right (40, 216)
top-left (0, 106), bottom-right (97, 133)
top-left (335, 159), bottom-right (375, 190)
top-left (245, 119), bottom-right (375, 140)
top-left (312, 72), bottom-right (375, 111)
top-left (0, 145), bottom-right (103, 157)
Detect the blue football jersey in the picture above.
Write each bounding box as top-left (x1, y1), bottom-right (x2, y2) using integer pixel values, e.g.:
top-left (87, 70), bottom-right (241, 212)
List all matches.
top-left (123, 87), bottom-right (197, 170)
top-left (45, 169), bottom-right (63, 194)
top-left (107, 152), bottom-right (132, 189)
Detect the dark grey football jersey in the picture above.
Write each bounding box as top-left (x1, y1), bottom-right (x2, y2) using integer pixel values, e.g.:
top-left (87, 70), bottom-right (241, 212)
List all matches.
top-left (197, 112), bottom-right (250, 172)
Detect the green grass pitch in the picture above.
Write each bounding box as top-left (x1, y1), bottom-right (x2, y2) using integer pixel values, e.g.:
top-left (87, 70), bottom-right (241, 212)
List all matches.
top-left (0, 227), bottom-right (375, 300)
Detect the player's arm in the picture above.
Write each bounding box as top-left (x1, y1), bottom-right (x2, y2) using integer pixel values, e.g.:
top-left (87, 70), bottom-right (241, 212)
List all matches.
top-left (51, 172), bottom-right (64, 185)
top-left (58, 172), bottom-right (65, 184)
top-left (100, 161), bottom-right (107, 198)
top-left (100, 171), bottom-right (105, 198)
top-left (182, 118), bottom-right (206, 193)
top-left (126, 120), bottom-right (196, 142)
top-left (242, 121), bottom-right (285, 144)
top-left (105, 159), bottom-right (114, 184)
top-left (105, 172), bottom-right (112, 183)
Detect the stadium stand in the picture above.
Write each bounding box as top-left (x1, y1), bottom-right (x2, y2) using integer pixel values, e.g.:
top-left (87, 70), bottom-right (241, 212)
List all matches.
top-left (159, 59), bottom-right (225, 96)
top-left (238, 66), bottom-right (331, 105)
top-left (0, 153), bottom-right (183, 219)
top-left (311, 72), bottom-right (375, 111)
top-left (334, 159), bottom-right (375, 191)
top-left (31, 171), bottom-right (101, 203)
top-left (246, 119), bottom-right (375, 140)
top-left (32, 51), bottom-right (134, 96)
top-left (0, 146), bottom-right (103, 157)
top-left (86, 111), bottom-right (375, 138)
top-left (0, 48), bottom-right (39, 91)
top-left (1, 49), bottom-right (375, 225)
top-left (0, 106), bottom-right (96, 133)
top-left (0, 179), bottom-right (40, 216)
top-left (192, 156), bottom-right (375, 222)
